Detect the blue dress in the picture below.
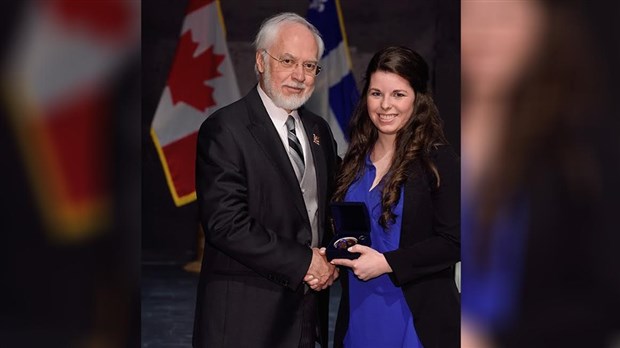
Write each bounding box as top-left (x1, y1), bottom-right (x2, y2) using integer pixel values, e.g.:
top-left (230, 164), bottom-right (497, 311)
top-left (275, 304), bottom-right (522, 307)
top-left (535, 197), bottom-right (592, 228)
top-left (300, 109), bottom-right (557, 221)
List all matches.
top-left (461, 161), bottom-right (529, 335)
top-left (343, 155), bottom-right (424, 348)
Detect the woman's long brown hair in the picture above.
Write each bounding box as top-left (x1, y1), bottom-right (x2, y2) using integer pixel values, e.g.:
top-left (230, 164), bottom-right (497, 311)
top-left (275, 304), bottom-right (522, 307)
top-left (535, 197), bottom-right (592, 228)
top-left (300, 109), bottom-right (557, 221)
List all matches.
top-left (332, 46), bottom-right (448, 229)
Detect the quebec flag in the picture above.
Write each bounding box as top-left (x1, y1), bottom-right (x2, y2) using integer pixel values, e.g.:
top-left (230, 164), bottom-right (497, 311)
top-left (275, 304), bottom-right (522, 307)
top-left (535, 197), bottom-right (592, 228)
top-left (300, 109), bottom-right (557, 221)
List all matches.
top-left (305, 0), bottom-right (359, 155)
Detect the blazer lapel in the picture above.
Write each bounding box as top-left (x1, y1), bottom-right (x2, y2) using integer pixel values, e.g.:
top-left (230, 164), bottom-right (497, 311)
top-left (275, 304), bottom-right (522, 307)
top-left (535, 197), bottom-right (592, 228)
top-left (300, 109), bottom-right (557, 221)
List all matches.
top-left (244, 88), bottom-right (310, 226)
top-left (300, 110), bottom-right (327, 244)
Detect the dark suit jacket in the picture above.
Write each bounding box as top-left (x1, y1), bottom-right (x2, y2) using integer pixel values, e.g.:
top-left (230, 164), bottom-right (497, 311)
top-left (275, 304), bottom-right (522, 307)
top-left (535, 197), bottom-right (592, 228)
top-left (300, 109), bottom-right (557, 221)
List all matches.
top-left (192, 87), bottom-right (339, 348)
top-left (334, 145), bottom-right (461, 348)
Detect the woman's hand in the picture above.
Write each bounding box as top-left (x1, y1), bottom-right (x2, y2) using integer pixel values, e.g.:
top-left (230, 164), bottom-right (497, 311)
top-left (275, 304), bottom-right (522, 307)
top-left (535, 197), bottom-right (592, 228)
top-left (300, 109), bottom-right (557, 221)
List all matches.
top-left (461, 318), bottom-right (495, 348)
top-left (330, 245), bottom-right (393, 281)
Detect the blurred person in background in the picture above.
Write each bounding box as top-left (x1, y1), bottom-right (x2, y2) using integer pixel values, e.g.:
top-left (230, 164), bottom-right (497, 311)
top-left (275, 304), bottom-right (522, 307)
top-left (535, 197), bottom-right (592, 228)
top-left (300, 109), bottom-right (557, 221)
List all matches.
top-left (461, 0), bottom-right (620, 347)
top-left (330, 46), bottom-right (460, 348)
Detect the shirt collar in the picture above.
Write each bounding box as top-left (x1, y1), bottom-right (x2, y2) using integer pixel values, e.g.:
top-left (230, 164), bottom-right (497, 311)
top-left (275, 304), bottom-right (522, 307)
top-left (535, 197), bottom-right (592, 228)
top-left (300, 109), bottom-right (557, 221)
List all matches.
top-left (257, 84), bottom-right (300, 129)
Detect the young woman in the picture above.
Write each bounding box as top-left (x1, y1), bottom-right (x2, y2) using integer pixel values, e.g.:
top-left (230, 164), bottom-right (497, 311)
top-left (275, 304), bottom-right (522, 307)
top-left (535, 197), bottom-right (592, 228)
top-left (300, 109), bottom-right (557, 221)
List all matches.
top-left (330, 46), bottom-right (460, 348)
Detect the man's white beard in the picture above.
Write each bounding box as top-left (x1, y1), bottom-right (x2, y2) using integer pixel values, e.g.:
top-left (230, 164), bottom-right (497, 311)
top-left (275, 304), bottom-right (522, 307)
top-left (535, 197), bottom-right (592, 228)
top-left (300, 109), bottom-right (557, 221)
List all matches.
top-left (263, 63), bottom-right (314, 111)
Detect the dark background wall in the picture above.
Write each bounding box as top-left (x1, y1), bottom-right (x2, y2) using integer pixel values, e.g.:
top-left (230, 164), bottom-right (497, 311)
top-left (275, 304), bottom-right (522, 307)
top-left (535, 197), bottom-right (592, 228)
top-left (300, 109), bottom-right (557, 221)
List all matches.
top-left (142, 0), bottom-right (460, 262)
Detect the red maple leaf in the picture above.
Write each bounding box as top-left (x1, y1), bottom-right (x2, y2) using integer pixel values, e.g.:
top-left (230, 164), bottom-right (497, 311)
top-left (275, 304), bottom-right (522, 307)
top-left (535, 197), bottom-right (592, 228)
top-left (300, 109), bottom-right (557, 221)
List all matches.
top-left (167, 31), bottom-right (225, 112)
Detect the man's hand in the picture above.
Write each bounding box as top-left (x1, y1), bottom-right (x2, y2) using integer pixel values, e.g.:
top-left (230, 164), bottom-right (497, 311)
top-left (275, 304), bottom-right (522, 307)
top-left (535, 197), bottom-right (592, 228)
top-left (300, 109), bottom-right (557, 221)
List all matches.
top-left (318, 247), bottom-right (339, 288)
top-left (304, 248), bottom-right (338, 291)
top-left (330, 245), bottom-right (392, 281)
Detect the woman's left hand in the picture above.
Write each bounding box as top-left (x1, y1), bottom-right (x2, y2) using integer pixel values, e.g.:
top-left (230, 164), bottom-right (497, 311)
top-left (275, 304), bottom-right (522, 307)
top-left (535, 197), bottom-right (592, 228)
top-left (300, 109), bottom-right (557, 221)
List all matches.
top-left (330, 245), bottom-right (393, 281)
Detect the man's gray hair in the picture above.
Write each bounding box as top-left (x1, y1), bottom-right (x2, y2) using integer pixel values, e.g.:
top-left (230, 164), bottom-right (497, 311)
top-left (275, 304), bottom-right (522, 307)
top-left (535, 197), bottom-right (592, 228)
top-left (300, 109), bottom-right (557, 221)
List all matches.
top-left (253, 12), bottom-right (324, 76)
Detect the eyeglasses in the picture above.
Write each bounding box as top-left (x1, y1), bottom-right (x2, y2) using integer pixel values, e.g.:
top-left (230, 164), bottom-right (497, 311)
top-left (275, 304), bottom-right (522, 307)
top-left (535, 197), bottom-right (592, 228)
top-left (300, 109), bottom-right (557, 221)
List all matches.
top-left (263, 50), bottom-right (322, 76)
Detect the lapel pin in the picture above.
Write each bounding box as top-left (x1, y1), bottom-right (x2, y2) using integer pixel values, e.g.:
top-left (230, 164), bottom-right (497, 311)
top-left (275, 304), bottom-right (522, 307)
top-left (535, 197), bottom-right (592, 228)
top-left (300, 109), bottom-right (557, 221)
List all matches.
top-left (313, 133), bottom-right (320, 145)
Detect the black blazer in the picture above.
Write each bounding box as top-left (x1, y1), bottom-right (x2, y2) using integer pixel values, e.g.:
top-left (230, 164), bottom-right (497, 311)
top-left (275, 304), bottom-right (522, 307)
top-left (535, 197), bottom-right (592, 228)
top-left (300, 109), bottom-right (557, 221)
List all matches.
top-left (193, 87), bottom-right (339, 348)
top-left (334, 145), bottom-right (461, 348)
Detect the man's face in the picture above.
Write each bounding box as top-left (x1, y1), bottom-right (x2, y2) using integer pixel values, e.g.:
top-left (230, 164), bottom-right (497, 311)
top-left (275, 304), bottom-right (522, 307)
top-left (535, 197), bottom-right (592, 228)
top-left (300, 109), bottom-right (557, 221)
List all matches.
top-left (257, 23), bottom-right (319, 112)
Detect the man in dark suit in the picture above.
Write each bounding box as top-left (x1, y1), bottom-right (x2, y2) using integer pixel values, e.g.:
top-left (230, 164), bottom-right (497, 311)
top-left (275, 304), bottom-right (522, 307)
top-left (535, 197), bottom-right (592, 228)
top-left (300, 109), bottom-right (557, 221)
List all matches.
top-left (193, 12), bottom-right (339, 348)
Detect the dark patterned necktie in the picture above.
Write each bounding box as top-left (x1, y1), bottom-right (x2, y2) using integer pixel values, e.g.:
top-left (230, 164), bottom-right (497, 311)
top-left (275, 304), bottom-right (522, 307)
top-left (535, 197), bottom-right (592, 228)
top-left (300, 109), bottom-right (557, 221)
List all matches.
top-left (285, 115), bottom-right (305, 181)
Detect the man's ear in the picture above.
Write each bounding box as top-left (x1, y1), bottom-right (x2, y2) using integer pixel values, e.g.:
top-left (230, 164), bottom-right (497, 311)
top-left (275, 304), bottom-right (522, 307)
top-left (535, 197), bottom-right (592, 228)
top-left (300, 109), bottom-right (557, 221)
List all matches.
top-left (256, 51), bottom-right (265, 74)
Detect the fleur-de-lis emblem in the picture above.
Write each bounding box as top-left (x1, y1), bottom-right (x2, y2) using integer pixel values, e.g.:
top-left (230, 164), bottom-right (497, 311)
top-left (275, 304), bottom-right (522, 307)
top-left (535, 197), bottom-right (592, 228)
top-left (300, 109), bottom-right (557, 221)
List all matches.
top-left (309, 0), bottom-right (328, 12)
top-left (313, 133), bottom-right (320, 145)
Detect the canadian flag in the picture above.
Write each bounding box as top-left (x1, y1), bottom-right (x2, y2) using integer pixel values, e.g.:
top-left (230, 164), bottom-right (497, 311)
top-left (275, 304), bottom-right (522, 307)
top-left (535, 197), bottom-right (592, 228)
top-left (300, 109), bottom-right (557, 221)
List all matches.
top-left (3, 0), bottom-right (140, 241)
top-left (151, 0), bottom-right (240, 206)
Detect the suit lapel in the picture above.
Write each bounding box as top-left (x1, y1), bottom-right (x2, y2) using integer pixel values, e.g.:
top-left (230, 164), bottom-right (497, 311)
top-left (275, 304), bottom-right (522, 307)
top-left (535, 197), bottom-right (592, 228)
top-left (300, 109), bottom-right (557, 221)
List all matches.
top-left (244, 88), bottom-right (310, 226)
top-left (300, 110), bottom-right (327, 244)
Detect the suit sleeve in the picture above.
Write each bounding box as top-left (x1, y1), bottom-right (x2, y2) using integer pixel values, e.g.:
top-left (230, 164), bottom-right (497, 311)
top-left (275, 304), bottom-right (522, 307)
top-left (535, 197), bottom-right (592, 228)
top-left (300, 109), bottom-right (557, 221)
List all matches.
top-left (195, 118), bottom-right (312, 290)
top-left (384, 146), bottom-right (461, 286)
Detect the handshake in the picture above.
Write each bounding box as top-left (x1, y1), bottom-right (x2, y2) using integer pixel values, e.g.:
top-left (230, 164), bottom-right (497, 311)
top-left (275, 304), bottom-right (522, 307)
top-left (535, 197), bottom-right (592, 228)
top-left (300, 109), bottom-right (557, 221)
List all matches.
top-left (304, 247), bottom-right (339, 291)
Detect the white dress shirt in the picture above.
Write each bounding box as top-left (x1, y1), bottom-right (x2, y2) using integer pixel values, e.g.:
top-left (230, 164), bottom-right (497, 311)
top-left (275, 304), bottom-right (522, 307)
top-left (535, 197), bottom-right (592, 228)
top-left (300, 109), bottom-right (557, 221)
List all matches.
top-left (257, 84), bottom-right (310, 180)
top-left (256, 84), bottom-right (319, 248)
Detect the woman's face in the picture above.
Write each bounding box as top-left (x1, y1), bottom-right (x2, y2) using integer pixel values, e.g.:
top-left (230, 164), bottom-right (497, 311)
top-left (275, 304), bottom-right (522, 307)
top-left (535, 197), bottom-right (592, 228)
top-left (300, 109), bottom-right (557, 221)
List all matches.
top-left (461, 0), bottom-right (546, 99)
top-left (366, 71), bottom-right (415, 138)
